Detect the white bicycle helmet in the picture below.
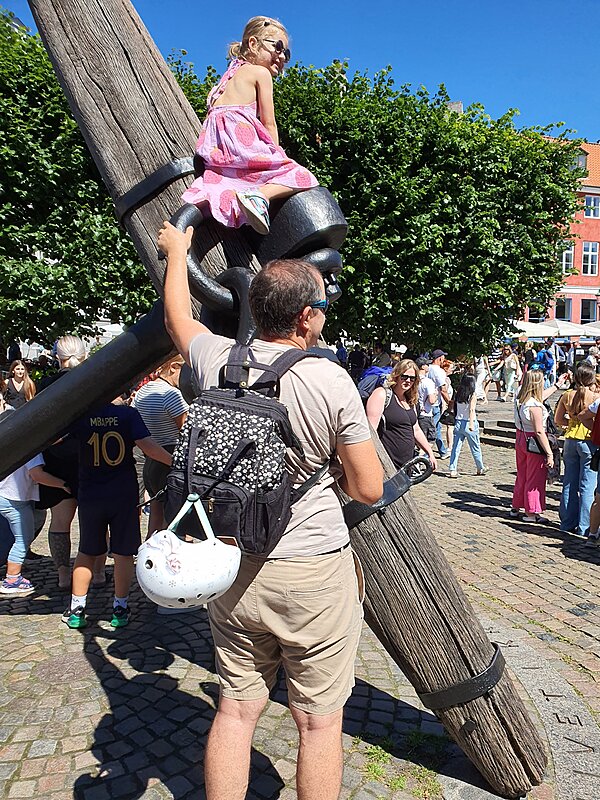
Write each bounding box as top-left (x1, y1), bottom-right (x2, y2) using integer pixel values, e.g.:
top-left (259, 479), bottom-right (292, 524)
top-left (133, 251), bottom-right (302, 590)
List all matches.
top-left (136, 493), bottom-right (241, 609)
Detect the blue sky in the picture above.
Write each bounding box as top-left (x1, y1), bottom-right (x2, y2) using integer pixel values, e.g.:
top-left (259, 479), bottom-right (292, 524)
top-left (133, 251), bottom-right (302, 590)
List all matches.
top-left (6, 0), bottom-right (600, 141)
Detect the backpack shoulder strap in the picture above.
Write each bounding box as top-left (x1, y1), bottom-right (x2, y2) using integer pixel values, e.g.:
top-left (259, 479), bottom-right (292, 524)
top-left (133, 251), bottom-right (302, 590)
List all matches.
top-left (268, 348), bottom-right (324, 381)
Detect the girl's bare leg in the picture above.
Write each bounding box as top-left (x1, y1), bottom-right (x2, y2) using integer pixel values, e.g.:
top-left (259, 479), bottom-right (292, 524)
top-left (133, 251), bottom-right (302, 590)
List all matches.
top-left (258, 184), bottom-right (308, 202)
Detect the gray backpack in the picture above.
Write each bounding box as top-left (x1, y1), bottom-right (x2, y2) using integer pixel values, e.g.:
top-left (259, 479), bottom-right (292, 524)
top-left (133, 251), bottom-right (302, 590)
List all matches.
top-left (165, 344), bottom-right (329, 555)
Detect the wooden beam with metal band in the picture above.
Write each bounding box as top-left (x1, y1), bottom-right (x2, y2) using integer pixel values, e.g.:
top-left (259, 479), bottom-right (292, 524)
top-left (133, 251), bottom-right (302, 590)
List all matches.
top-left (417, 643), bottom-right (506, 711)
top-left (114, 156), bottom-right (196, 225)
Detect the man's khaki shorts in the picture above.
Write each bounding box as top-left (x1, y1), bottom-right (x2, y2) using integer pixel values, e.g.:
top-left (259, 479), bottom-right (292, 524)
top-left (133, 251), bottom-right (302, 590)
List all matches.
top-left (208, 545), bottom-right (364, 715)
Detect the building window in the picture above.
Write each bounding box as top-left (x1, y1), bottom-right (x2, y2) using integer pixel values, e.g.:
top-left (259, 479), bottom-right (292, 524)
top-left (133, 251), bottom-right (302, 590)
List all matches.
top-left (575, 151), bottom-right (588, 172)
top-left (582, 242), bottom-right (599, 276)
top-left (555, 298), bottom-right (571, 321)
top-left (581, 299), bottom-right (597, 325)
top-left (562, 246), bottom-right (574, 273)
top-left (528, 307), bottom-right (545, 323)
top-left (584, 196), bottom-right (600, 218)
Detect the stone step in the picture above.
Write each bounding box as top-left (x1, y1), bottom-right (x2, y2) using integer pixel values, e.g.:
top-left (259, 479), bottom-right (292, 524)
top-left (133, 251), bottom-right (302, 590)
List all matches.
top-left (481, 432), bottom-right (564, 450)
top-left (497, 419), bottom-right (516, 430)
top-left (480, 434), bottom-right (515, 449)
top-left (483, 425), bottom-right (516, 440)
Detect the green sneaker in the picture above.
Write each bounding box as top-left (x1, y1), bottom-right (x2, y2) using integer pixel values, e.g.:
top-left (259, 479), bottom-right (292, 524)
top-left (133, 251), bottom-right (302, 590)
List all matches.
top-left (61, 606), bottom-right (87, 629)
top-left (111, 605), bottom-right (130, 628)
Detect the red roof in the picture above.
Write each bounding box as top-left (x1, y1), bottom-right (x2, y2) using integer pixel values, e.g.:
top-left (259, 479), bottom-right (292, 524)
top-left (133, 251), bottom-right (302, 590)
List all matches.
top-left (581, 142), bottom-right (600, 188)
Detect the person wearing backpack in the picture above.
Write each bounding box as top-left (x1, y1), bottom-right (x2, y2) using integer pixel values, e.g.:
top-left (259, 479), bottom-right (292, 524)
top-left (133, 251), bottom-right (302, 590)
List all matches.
top-left (159, 221), bottom-right (383, 800)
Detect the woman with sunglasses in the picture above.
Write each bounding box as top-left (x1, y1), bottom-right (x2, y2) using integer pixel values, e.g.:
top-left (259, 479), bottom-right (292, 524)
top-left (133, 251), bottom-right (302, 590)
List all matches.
top-left (182, 16), bottom-right (318, 235)
top-left (366, 359), bottom-right (437, 471)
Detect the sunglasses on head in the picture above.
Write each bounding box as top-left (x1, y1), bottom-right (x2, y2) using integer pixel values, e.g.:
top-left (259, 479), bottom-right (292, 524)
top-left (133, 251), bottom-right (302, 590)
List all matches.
top-left (262, 38), bottom-right (291, 63)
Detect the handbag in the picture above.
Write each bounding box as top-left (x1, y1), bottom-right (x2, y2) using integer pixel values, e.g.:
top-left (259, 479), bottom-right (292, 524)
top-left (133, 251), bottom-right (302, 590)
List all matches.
top-left (526, 435), bottom-right (544, 455)
top-left (517, 404), bottom-right (545, 455)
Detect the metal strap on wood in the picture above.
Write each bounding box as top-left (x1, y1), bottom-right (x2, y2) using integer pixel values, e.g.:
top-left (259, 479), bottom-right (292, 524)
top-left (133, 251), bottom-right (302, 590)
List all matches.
top-left (343, 456), bottom-right (434, 530)
top-left (115, 157), bottom-right (195, 223)
top-left (417, 643), bottom-right (506, 710)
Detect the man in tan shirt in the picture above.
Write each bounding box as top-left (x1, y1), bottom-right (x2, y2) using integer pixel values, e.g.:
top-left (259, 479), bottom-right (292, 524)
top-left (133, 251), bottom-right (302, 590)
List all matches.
top-left (159, 221), bottom-right (383, 800)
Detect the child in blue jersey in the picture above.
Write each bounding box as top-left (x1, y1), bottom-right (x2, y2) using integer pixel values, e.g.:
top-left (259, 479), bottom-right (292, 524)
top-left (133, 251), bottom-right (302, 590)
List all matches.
top-left (62, 400), bottom-right (172, 629)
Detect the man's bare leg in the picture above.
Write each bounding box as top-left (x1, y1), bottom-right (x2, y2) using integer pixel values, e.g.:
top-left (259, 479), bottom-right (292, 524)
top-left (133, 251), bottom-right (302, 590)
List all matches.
top-left (205, 695), bottom-right (268, 800)
top-left (291, 706), bottom-right (344, 800)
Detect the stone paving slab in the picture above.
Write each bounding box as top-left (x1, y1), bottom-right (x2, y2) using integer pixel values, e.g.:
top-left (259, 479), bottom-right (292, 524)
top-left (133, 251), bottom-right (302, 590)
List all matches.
top-left (1, 401), bottom-right (598, 799)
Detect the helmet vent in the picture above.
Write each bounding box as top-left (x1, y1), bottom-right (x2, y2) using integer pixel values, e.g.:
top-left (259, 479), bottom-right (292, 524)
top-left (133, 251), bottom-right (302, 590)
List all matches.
top-left (177, 597), bottom-right (186, 604)
top-left (206, 593), bottom-right (217, 601)
top-left (145, 559), bottom-right (153, 569)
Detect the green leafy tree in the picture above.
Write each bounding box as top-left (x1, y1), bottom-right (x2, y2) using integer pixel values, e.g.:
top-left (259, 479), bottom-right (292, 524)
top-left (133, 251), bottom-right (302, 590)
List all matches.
top-left (1, 14), bottom-right (584, 355)
top-left (271, 63), bottom-right (583, 353)
top-left (0, 11), bottom-right (154, 346)
top-left (177, 54), bottom-right (582, 352)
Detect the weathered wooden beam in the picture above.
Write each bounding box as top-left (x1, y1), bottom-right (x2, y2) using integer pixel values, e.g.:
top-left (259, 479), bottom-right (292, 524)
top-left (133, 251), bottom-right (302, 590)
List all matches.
top-left (28, 0), bottom-right (262, 307)
top-left (24, 1), bottom-right (547, 795)
top-left (348, 437), bottom-right (546, 797)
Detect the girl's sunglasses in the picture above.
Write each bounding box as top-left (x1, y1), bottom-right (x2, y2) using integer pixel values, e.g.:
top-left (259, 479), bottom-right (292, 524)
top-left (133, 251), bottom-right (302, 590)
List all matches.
top-left (262, 38), bottom-right (291, 63)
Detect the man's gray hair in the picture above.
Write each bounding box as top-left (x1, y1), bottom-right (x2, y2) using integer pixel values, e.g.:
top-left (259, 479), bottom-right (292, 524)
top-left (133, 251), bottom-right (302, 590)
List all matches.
top-left (249, 260), bottom-right (323, 338)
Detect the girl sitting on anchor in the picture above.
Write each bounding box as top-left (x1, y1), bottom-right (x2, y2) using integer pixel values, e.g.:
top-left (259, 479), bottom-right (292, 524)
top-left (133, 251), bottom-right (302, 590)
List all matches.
top-left (181, 16), bottom-right (318, 235)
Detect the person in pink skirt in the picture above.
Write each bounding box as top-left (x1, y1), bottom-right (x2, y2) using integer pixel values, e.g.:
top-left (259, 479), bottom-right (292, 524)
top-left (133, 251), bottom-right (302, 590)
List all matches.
top-left (181, 16), bottom-right (318, 235)
top-left (510, 369), bottom-right (558, 522)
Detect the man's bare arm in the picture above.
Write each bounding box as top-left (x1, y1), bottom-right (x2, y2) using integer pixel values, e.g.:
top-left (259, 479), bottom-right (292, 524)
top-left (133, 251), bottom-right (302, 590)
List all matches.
top-left (158, 221), bottom-right (212, 363)
top-left (337, 440), bottom-right (384, 505)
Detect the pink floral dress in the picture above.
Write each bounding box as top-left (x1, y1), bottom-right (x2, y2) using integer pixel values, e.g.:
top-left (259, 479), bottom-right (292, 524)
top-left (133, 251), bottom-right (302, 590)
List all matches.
top-left (181, 59), bottom-right (318, 228)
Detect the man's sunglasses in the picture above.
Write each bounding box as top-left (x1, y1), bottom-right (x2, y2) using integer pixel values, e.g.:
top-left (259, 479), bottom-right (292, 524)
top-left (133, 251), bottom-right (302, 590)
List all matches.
top-left (262, 38), bottom-right (291, 63)
top-left (309, 298), bottom-right (329, 313)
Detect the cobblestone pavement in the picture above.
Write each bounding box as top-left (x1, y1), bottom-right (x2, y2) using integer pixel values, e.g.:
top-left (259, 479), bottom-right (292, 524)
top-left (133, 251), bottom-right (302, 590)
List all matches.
top-left (416, 401), bottom-right (600, 721)
top-left (0, 401), bottom-right (598, 800)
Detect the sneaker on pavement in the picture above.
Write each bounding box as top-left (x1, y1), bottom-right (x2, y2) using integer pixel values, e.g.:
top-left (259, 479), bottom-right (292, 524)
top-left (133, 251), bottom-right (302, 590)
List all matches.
top-left (439, 453), bottom-right (450, 460)
top-left (0, 575), bottom-right (34, 595)
top-left (476, 468), bottom-right (487, 476)
top-left (237, 191), bottom-right (270, 235)
top-left (111, 606), bottom-right (130, 628)
top-left (448, 471), bottom-right (458, 478)
top-left (521, 514), bottom-right (549, 524)
top-left (585, 532), bottom-right (600, 547)
top-left (62, 606), bottom-right (87, 629)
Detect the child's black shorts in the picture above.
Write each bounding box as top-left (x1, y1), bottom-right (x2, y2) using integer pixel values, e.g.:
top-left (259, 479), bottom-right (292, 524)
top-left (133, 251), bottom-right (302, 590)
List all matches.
top-left (77, 488), bottom-right (140, 557)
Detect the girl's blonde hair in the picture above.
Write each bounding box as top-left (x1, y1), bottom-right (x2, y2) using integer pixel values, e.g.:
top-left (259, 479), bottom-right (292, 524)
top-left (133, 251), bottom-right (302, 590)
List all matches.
top-left (156, 355), bottom-right (184, 377)
top-left (227, 16), bottom-right (288, 61)
top-left (56, 335), bottom-right (86, 370)
top-left (8, 360), bottom-right (36, 402)
top-left (387, 359), bottom-right (420, 407)
top-left (517, 369), bottom-right (543, 405)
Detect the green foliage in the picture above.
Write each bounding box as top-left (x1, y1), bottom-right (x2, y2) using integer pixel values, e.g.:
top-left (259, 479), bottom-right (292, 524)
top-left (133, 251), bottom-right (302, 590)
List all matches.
top-left (270, 61), bottom-right (584, 353)
top-left (1, 21), bottom-right (584, 354)
top-left (0, 11), bottom-right (154, 343)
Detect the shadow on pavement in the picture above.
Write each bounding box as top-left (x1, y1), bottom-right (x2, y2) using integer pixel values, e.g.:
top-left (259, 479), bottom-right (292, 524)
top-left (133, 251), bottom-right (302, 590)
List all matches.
top-left (0, 561), bottom-right (501, 799)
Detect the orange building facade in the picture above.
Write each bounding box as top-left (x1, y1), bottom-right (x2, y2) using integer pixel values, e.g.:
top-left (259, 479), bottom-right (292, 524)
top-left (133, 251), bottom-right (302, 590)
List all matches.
top-left (526, 142), bottom-right (600, 326)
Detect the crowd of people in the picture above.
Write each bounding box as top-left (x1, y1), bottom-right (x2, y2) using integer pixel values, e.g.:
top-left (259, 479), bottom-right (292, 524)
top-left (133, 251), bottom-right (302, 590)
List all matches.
top-left (0, 337), bottom-right (180, 631)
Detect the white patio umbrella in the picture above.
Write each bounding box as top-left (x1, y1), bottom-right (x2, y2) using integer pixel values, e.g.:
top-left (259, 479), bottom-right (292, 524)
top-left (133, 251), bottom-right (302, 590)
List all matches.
top-left (539, 319), bottom-right (588, 337)
top-left (580, 321), bottom-right (600, 336)
top-left (508, 320), bottom-right (559, 338)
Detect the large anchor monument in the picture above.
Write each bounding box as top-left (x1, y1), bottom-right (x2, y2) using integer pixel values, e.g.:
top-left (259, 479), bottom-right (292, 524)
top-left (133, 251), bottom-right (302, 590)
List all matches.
top-left (0, 1), bottom-right (547, 795)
